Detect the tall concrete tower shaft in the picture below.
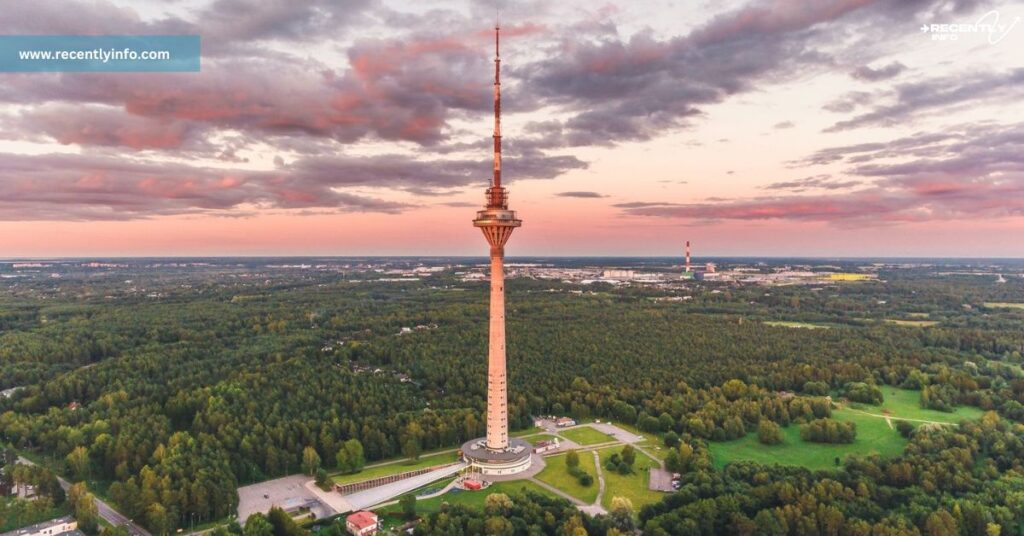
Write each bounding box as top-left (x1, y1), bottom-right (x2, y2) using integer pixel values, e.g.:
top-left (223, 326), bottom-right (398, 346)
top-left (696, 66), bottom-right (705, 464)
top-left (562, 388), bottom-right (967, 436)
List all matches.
top-left (473, 24), bottom-right (521, 452)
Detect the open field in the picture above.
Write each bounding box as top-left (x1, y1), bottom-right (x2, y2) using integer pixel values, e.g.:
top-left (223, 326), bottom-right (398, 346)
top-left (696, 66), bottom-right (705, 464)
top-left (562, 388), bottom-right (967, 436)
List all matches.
top-left (884, 319), bottom-right (939, 327)
top-left (984, 302), bottom-right (1024, 309)
top-left (560, 426), bottom-right (616, 445)
top-left (861, 388), bottom-right (984, 424)
top-left (711, 389), bottom-right (984, 471)
top-left (536, 451), bottom-right (600, 504)
top-left (597, 447), bottom-right (664, 510)
top-left (332, 451), bottom-right (460, 485)
top-left (710, 410), bottom-right (906, 471)
top-left (764, 321), bottom-right (829, 329)
top-left (376, 480), bottom-right (554, 516)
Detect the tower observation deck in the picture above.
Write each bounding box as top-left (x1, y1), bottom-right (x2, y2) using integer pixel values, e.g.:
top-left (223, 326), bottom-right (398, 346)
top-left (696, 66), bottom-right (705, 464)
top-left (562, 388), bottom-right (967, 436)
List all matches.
top-left (462, 23), bottom-right (531, 476)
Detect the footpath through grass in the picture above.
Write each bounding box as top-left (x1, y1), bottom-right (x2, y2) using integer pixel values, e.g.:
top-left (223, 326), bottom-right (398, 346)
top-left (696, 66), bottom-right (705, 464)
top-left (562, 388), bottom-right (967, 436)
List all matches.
top-left (710, 388), bottom-right (984, 471)
top-left (536, 452), bottom-right (599, 504)
top-left (860, 388), bottom-right (984, 424)
top-left (597, 447), bottom-right (663, 510)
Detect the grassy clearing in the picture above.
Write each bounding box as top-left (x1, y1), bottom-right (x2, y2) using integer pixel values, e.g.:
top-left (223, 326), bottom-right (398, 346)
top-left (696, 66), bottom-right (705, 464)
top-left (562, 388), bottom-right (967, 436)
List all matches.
top-left (597, 447), bottom-right (664, 510)
top-left (710, 410), bottom-right (906, 471)
top-left (535, 452), bottom-right (599, 504)
top-left (764, 321), bottom-right (829, 329)
top-left (560, 426), bottom-right (616, 445)
top-left (863, 388), bottom-right (984, 424)
top-left (985, 302), bottom-right (1024, 310)
top-left (332, 451), bottom-right (460, 485)
top-left (710, 388), bottom-right (984, 471)
top-left (884, 319), bottom-right (939, 327)
top-left (376, 480), bottom-right (555, 516)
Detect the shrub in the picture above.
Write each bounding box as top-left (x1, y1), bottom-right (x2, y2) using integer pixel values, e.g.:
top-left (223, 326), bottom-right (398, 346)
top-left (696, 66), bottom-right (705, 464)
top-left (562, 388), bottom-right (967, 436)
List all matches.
top-left (757, 420), bottom-right (783, 445)
top-left (800, 418), bottom-right (856, 444)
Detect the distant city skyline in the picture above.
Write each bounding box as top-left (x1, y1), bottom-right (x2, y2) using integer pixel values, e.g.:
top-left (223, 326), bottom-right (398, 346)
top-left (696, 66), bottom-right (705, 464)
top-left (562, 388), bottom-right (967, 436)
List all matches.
top-left (0, 0), bottom-right (1022, 257)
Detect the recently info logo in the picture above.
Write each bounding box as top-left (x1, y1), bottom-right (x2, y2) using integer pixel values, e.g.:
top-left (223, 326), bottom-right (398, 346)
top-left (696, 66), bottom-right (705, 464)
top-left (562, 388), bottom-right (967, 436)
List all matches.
top-left (920, 10), bottom-right (1020, 44)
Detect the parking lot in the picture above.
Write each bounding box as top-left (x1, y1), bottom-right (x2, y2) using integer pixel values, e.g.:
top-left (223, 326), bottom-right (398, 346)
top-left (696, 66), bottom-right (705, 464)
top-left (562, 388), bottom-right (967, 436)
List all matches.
top-left (237, 475), bottom-right (336, 523)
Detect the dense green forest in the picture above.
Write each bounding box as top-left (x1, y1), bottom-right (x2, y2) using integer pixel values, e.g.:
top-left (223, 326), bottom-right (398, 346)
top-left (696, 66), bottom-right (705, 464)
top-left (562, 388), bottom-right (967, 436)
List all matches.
top-left (0, 259), bottom-right (1022, 534)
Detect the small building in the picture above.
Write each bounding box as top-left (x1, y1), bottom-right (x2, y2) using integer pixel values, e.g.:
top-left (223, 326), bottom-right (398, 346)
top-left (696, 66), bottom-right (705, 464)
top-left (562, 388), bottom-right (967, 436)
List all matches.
top-left (534, 439), bottom-right (561, 454)
top-left (0, 516), bottom-right (81, 536)
top-left (345, 511), bottom-right (379, 536)
top-left (555, 417), bottom-right (576, 427)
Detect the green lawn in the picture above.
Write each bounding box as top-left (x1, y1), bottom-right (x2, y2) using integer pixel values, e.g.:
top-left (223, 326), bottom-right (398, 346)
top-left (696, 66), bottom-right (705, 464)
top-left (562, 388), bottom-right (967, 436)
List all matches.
top-left (864, 387), bottom-right (984, 424)
top-left (332, 451), bottom-right (460, 485)
top-left (985, 302), bottom-right (1024, 309)
top-left (764, 321), bottom-right (829, 329)
top-left (710, 389), bottom-right (984, 471)
top-left (710, 410), bottom-right (906, 471)
top-left (376, 480), bottom-right (555, 516)
top-left (560, 426), bottom-right (616, 445)
top-left (597, 447), bottom-right (664, 510)
top-left (536, 452), bottom-right (599, 503)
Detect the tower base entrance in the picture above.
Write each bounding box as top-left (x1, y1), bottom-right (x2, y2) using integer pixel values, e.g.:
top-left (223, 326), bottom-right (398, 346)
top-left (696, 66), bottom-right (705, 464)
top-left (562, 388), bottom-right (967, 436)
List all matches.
top-left (460, 437), bottom-right (533, 476)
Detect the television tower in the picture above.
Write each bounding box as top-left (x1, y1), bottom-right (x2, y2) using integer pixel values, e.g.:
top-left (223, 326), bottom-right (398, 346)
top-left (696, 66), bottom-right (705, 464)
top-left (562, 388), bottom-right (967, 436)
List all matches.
top-left (473, 23), bottom-right (521, 452)
top-left (685, 240), bottom-right (691, 273)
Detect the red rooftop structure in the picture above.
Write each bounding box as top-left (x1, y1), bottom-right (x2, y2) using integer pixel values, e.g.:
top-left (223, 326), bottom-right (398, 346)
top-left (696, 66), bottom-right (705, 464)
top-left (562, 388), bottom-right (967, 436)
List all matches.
top-left (345, 511), bottom-right (378, 536)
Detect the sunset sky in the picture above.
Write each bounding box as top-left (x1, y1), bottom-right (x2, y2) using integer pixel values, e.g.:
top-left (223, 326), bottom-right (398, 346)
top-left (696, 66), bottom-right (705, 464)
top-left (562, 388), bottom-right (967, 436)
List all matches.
top-left (1, 0), bottom-right (1022, 257)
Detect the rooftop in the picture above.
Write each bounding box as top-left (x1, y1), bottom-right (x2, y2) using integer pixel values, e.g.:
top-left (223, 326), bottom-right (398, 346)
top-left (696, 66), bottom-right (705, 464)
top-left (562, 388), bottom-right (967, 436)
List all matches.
top-left (0, 517), bottom-right (76, 536)
top-left (346, 511), bottom-right (377, 529)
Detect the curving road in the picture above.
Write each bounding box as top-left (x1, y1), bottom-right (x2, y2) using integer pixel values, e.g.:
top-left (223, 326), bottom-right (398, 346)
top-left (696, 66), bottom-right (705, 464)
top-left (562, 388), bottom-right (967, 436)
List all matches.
top-left (18, 457), bottom-right (151, 536)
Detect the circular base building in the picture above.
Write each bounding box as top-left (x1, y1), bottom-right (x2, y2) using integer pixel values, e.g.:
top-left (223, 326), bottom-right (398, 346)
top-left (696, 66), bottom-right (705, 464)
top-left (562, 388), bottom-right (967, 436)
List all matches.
top-left (461, 437), bottom-right (532, 476)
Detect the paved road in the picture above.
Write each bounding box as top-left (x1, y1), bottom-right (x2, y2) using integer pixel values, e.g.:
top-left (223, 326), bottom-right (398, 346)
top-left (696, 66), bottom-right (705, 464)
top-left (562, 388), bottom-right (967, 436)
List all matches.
top-left (343, 462), bottom-right (467, 511)
top-left (18, 457), bottom-right (151, 536)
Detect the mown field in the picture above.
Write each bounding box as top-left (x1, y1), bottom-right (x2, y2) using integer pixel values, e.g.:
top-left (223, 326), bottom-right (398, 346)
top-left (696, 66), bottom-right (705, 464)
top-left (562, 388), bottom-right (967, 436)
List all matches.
top-left (598, 446), bottom-right (664, 510)
top-left (709, 389), bottom-right (984, 471)
top-left (559, 426), bottom-right (616, 445)
top-left (536, 451), bottom-right (599, 503)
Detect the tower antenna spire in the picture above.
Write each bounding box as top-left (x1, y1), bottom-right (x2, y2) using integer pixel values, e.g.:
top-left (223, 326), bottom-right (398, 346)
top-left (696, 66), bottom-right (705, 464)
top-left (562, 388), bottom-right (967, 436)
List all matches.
top-left (490, 16), bottom-right (502, 197)
top-left (470, 9), bottom-right (523, 464)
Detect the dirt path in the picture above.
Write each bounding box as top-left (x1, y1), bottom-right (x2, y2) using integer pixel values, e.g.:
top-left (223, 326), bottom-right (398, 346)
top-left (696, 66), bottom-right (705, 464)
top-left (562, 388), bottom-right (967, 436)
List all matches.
top-left (845, 407), bottom-right (957, 426)
top-left (591, 451), bottom-right (605, 510)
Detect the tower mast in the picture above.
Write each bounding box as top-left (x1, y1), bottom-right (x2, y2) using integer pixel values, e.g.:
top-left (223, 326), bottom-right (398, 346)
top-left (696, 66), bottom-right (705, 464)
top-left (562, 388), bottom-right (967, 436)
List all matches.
top-left (474, 21), bottom-right (521, 452)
